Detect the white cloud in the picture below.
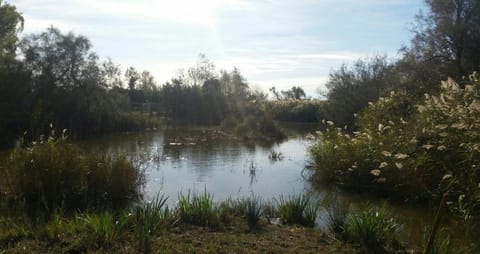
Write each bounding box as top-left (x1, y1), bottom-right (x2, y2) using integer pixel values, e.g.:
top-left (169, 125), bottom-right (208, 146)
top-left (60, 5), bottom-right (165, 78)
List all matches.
top-left (11, 0), bottom-right (423, 96)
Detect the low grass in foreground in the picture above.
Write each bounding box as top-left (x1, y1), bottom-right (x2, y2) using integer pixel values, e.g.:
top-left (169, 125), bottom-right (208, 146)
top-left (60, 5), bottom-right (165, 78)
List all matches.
top-left (0, 192), bottom-right (472, 254)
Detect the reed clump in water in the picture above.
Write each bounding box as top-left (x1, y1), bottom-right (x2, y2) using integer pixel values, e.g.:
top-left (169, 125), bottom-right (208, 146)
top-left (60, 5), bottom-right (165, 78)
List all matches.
top-left (0, 133), bottom-right (144, 215)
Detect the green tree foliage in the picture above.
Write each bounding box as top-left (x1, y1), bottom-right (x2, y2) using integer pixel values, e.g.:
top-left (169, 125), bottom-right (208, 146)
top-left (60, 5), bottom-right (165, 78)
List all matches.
top-left (268, 100), bottom-right (325, 122)
top-left (0, 0), bottom-right (23, 66)
top-left (19, 28), bottom-right (125, 138)
top-left (324, 55), bottom-right (395, 127)
top-left (400, 0), bottom-right (480, 92)
top-left (0, 2), bottom-right (285, 147)
top-left (0, 2), bottom-right (29, 146)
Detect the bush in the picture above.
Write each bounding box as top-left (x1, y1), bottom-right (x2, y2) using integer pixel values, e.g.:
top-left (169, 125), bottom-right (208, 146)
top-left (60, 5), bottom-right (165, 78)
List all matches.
top-left (222, 102), bottom-right (286, 141)
top-left (310, 73), bottom-right (480, 223)
top-left (0, 134), bottom-right (144, 214)
top-left (268, 100), bottom-right (324, 123)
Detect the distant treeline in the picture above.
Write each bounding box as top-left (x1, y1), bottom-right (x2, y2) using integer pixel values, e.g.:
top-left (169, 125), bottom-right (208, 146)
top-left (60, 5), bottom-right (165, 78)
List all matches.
top-left (0, 1), bottom-right (285, 147)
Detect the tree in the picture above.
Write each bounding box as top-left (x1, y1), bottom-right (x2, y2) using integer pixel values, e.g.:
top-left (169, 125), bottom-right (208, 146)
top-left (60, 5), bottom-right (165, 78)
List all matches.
top-left (269, 86), bottom-right (281, 100)
top-left (187, 53), bottom-right (215, 86)
top-left (21, 27), bottom-right (96, 89)
top-left (139, 70), bottom-right (156, 92)
top-left (403, 0), bottom-right (480, 88)
top-left (281, 86), bottom-right (306, 100)
top-left (0, 0), bottom-right (23, 65)
top-left (325, 55), bottom-right (395, 127)
top-left (230, 67), bottom-right (249, 100)
top-left (125, 66), bottom-right (139, 90)
top-left (102, 58), bottom-right (123, 88)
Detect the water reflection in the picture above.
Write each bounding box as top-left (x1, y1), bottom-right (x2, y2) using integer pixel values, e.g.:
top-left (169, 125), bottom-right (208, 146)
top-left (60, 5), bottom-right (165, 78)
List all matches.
top-left (78, 125), bottom-right (313, 206)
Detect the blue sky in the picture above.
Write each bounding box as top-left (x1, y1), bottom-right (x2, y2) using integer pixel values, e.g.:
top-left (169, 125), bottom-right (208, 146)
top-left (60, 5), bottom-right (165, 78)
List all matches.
top-left (11, 0), bottom-right (426, 96)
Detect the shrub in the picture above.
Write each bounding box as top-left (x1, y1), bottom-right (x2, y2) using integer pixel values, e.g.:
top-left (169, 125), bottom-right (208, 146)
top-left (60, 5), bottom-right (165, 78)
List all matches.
top-left (310, 73), bottom-right (480, 223)
top-left (268, 100), bottom-right (324, 123)
top-left (0, 134), bottom-right (144, 214)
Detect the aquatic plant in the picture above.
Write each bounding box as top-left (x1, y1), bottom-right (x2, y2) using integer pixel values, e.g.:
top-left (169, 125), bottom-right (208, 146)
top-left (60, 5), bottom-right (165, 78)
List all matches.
top-left (240, 195), bottom-right (264, 230)
top-left (79, 211), bottom-right (130, 247)
top-left (0, 134), bottom-right (144, 214)
top-left (323, 199), bottom-right (349, 240)
top-left (275, 194), bottom-right (318, 227)
top-left (268, 150), bottom-right (284, 161)
top-left (176, 190), bottom-right (220, 228)
top-left (135, 194), bottom-right (171, 253)
top-left (345, 206), bottom-right (402, 254)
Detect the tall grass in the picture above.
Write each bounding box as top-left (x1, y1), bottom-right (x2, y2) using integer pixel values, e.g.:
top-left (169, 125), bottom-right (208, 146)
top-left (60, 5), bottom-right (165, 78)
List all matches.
top-left (238, 195), bottom-right (264, 230)
top-left (0, 135), bottom-right (144, 214)
top-left (323, 199), bottom-right (349, 240)
top-left (423, 228), bottom-right (452, 254)
top-left (275, 194), bottom-right (319, 227)
top-left (79, 211), bottom-right (130, 247)
top-left (135, 194), bottom-right (171, 253)
top-left (176, 190), bottom-right (220, 228)
top-left (345, 206), bottom-right (402, 254)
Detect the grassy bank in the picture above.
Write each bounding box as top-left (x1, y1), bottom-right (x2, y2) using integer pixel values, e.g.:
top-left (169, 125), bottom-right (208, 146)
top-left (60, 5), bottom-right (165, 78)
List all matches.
top-left (0, 192), bottom-right (428, 254)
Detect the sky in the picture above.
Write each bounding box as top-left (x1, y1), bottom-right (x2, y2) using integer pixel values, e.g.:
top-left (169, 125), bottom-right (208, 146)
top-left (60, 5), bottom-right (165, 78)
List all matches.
top-left (11, 0), bottom-right (426, 97)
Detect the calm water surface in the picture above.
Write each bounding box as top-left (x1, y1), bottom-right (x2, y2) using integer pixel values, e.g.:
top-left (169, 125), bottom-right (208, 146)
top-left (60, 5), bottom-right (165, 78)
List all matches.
top-left (79, 123), bottom-right (319, 204)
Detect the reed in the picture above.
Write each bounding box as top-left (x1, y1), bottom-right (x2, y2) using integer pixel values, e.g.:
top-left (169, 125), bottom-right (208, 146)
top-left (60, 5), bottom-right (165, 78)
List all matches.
top-left (275, 194), bottom-right (318, 227)
top-left (79, 211), bottom-right (130, 247)
top-left (239, 195), bottom-right (264, 230)
top-left (1, 135), bottom-right (144, 214)
top-left (176, 190), bottom-right (220, 228)
top-left (345, 206), bottom-right (402, 253)
top-left (135, 194), bottom-right (171, 253)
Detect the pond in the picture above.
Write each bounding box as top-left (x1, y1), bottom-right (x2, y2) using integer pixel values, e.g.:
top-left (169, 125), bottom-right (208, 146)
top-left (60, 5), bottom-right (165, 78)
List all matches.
top-left (76, 123), bottom-right (464, 249)
top-left (78, 123), bottom-right (319, 205)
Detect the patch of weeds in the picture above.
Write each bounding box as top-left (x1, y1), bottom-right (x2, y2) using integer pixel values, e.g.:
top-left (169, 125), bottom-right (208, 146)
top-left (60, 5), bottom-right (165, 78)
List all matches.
top-left (345, 206), bottom-right (402, 254)
top-left (79, 211), bottom-right (130, 248)
top-left (275, 194), bottom-right (319, 227)
top-left (176, 190), bottom-right (221, 229)
top-left (135, 194), bottom-right (171, 253)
